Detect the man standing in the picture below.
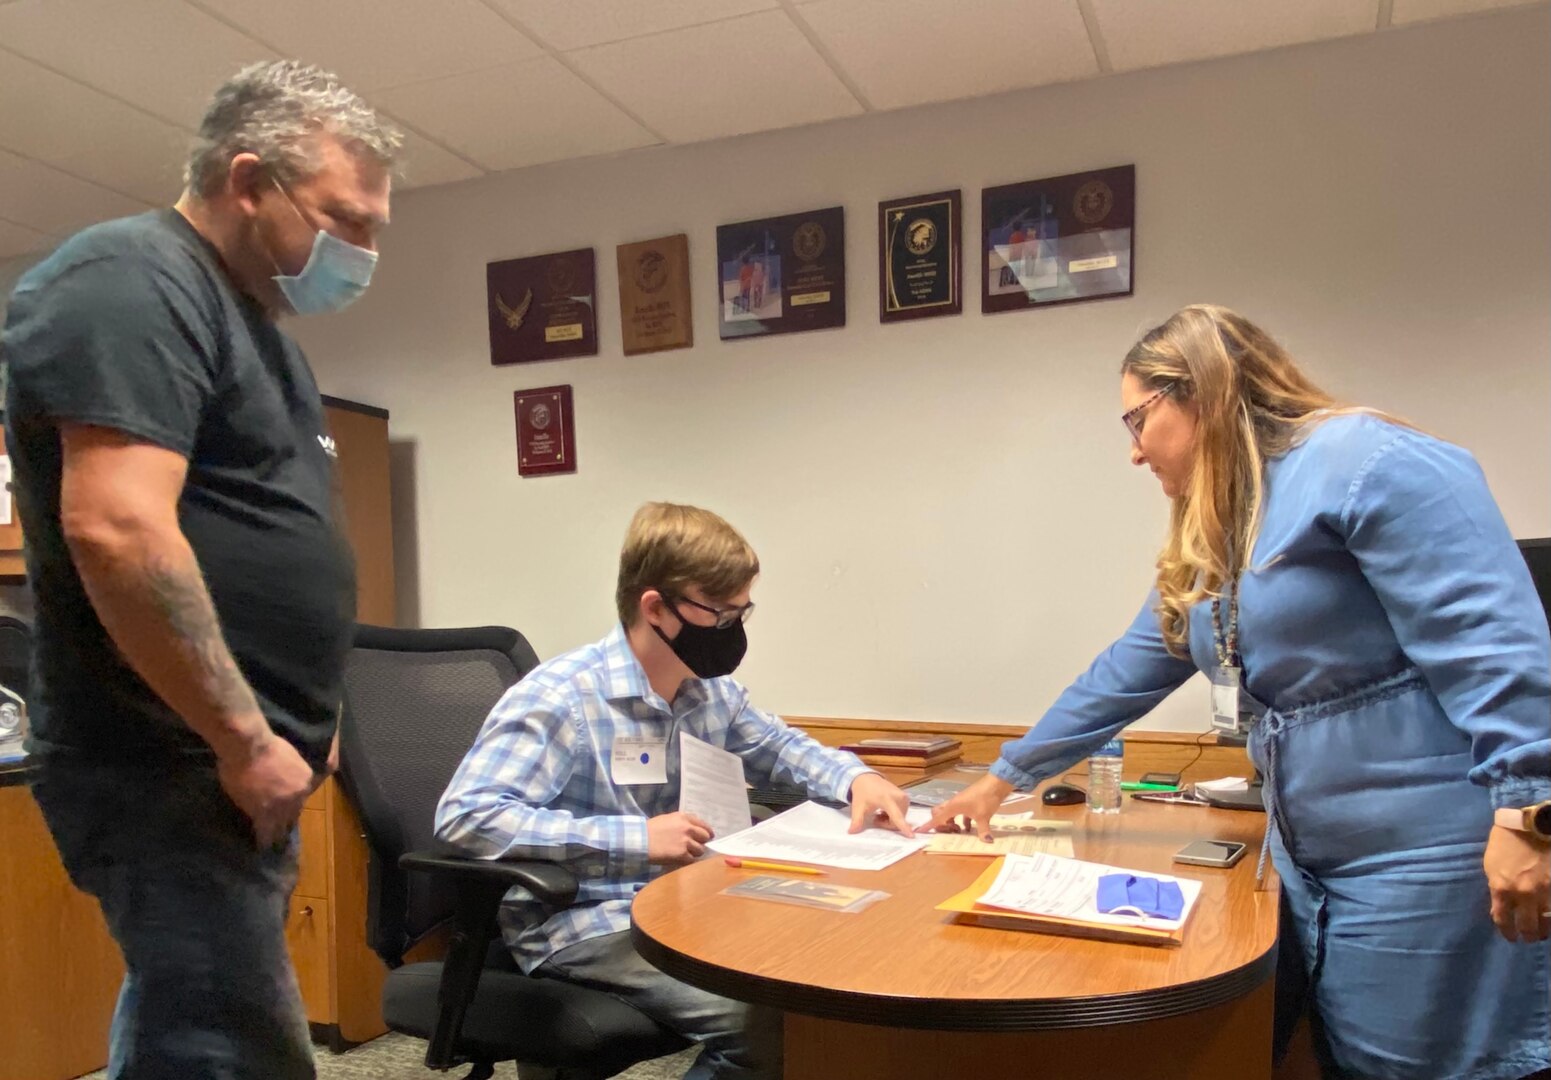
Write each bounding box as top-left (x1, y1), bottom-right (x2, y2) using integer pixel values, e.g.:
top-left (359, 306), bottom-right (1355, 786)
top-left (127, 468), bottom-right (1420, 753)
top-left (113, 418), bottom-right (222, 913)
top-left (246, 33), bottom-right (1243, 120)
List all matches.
top-left (2, 62), bottom-right (400, 1079)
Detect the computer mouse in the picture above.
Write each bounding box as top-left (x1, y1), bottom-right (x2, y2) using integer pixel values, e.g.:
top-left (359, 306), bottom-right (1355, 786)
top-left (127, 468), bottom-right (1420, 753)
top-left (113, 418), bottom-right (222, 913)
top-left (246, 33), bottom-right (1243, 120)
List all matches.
top-left (1041, 783), bottom-right (1087, 806)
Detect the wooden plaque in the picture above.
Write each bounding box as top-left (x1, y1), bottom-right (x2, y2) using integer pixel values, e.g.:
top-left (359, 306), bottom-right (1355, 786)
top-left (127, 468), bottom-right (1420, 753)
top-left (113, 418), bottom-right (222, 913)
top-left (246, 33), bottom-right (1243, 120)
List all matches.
top-left (487, 248), bottom-right (598, 364)
top-left (616, 234), bottom-right (693, 356)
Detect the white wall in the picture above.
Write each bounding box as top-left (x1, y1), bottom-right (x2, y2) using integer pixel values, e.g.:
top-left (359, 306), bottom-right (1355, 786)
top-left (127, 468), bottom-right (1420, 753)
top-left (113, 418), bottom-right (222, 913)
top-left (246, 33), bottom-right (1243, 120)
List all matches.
top-left (254, 8), bottom-right (1551, 730)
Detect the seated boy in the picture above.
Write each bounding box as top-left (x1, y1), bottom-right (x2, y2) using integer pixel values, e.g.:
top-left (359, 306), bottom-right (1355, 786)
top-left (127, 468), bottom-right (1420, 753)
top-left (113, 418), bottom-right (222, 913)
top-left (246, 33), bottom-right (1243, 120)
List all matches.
top-left (435, 502), bottom-right (912, 1079)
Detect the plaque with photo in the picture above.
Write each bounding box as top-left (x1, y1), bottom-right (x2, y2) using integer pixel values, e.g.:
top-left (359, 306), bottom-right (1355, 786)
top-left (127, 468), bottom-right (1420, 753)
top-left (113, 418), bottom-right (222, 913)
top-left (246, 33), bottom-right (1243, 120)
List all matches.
top-left (981, 165), bottom-right (1134, 314)
top-left (617, 234), bottom-right (693, 356)
top-left (716, 206), bottom-right (845, 340)
top-left (488, 248), bottom-right (598, 364)
top-left (880, 189), bottom-right (961, 323)
top-left (514, 384), bottom-right (577, 477)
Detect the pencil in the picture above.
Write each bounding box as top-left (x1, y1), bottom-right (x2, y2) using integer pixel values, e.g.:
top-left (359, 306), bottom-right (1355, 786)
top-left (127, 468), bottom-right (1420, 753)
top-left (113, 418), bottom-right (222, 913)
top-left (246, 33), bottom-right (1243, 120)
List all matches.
top-left (722, 857), bottom-right (827, 876)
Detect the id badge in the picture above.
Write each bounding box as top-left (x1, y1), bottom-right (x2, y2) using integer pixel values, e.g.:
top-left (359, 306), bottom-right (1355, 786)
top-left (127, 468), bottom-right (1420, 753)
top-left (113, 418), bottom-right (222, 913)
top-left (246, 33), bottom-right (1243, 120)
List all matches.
top-left (611, 736), bottom-right (668, 785)
top-left (1210, 665), bottom-right (1245, 734)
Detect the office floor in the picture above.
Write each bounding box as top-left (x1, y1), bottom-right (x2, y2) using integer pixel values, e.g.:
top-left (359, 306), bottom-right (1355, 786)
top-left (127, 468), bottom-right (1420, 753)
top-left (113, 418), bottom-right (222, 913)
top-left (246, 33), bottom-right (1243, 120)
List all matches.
top-left (82, 1032), bottom-right (698, 1078)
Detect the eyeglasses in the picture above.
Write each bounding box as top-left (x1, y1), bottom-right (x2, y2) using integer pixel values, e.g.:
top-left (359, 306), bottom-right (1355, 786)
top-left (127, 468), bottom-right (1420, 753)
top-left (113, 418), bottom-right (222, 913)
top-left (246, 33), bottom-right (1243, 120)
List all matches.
top-left (660, 593), bottom-right (755, 630)
top-left (1122, 382), bottom-right (1178, 443)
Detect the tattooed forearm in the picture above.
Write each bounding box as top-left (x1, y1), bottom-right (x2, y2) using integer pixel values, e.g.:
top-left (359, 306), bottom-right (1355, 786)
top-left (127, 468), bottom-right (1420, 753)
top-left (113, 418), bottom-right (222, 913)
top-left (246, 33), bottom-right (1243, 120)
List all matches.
top-left (143, 551), bottom-right (262, 722)
top-left (70, 526), bottom-right (267, 757)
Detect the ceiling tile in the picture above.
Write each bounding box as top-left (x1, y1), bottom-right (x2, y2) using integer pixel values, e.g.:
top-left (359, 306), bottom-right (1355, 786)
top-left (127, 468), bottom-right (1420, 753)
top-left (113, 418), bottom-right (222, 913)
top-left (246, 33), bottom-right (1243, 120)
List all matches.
top-left (389, 126), bottom-right (485, 189)
top-left (189, 0), bottom-right (543, 91)
top-left (796, 0), bottom-right (1097, 110)
top-left (488, 0), bottom-right (777, 50)
top-left (0, 148), bottom-right (153, 236)
top-left (1392, 0), bottom-right (1543, 23)
top-left (569, 10), bottom-right (863, 144)
top-left (0, 216), bottom-right (55, 259)
top-left (0, 0), bottom-right (275, 129)
top-left (1090, 0), bottom-right (1379, 72)
top-left (0, 50), bottom-right (189, 204)
top-left (371, 57), bottom-right (659, 172)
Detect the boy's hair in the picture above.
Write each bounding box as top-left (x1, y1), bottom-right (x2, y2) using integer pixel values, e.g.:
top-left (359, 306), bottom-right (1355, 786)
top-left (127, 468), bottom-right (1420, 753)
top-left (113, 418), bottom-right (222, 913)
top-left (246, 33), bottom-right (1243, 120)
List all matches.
top-left (615, 503), bottom-right (759, 625)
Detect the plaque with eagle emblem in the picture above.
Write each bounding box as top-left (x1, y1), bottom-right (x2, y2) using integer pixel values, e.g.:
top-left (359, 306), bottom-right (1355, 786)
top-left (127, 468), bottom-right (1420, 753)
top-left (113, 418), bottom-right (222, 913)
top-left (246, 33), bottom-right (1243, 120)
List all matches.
top-left (879, 189), bottom-right (961, 323)
top-left (715, 206), bottom-right (845, 341)
top-left (981, 165), bottom-right (1134, 314)
top-left (616, 234), bottom-right (693, 356)
top-left (486, 248), bottom-right (598, 364)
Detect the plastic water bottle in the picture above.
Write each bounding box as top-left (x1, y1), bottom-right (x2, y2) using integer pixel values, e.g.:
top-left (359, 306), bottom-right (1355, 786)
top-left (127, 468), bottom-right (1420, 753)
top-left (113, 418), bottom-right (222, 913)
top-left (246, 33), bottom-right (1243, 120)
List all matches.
top-left (1087, 738), bottom-right (1124, 814)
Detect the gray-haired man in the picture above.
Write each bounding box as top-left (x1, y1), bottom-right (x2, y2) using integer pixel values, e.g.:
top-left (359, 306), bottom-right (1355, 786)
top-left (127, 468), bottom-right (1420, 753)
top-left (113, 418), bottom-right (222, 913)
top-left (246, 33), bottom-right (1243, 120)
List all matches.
top-left (2, 62), bottom-right (400, 1079)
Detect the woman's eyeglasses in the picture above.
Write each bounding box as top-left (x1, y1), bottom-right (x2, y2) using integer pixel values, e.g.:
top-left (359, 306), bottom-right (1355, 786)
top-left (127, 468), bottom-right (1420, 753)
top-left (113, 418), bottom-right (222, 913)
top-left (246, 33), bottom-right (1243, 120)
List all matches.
top-left (1122, 382), bottom-right (1178, 443)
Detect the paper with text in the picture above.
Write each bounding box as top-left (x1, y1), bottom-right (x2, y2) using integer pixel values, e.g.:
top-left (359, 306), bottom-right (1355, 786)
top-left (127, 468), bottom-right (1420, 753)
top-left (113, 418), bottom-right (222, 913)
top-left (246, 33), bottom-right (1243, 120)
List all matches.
top-left (976, 852), bottom-right (1201, 933)
top-left (677, 732), bottom-right (753, 843)
top-left (710, 800), bottom-right (928, 871)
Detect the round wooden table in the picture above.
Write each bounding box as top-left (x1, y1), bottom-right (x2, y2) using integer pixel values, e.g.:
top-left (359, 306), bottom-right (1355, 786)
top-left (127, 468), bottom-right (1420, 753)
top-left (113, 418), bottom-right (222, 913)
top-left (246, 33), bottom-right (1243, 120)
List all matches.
top-left (632, 779), bottom-right (1280, 1080)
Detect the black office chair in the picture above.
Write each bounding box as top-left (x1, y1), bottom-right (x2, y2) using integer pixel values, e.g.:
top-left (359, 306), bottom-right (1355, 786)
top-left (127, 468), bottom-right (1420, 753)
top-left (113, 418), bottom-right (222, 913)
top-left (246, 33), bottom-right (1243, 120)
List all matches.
top-left (338, 623), bottom-right (690, 1080)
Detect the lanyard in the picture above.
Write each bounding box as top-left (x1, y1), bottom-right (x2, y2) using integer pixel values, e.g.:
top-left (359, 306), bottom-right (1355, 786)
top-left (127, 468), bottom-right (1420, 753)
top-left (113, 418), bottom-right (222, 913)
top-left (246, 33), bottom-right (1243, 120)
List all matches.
top-left (1210, 573), bottom-right (1242, 670)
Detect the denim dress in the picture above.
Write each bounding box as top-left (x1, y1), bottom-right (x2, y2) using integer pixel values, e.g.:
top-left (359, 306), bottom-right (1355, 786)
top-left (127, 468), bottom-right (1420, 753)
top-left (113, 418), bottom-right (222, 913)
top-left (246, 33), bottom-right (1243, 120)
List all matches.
top-left (992, 414), bottom-right (1550, 1080)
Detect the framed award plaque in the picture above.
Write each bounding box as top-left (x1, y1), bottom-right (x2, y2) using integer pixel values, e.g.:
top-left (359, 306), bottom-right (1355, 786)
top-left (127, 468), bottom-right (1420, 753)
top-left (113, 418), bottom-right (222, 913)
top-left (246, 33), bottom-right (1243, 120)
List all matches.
top-left (488, 248), bottom-right (599, 364)
top-left (982, 165), bottom-right (1134, 314)
top-left (879, 189), bottom-right (961, 323)
top-left (716, 206), bottom-right (845, 341)
top-left (514, 384), bottom-right (577, 477)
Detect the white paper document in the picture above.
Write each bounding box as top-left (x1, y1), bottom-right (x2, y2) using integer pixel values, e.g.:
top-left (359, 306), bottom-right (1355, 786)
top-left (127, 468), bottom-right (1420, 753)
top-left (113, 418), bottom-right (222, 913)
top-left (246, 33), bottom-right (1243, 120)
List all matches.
top-left (710, 800), bottom-right (928, 871)
top-left (677, 732), bottom-right (754, 843)
top-left (976, 852), bottom-right (1202, 933)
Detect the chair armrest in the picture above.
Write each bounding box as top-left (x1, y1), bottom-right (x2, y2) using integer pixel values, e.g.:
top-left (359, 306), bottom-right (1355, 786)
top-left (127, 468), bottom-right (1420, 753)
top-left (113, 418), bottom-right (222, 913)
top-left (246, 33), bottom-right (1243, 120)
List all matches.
top-left (399, 850), bottom-right (579, 910)
top-left (396, 850), bottom-right (581, 1070)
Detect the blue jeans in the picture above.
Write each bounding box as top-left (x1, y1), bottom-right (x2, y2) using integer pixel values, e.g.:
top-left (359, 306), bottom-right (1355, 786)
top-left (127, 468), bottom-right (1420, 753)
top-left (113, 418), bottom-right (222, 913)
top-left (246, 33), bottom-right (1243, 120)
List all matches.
top-left (31, 758), bottom-right (313, 1080)
top-left (534, 930), bottom-right (781, 1080)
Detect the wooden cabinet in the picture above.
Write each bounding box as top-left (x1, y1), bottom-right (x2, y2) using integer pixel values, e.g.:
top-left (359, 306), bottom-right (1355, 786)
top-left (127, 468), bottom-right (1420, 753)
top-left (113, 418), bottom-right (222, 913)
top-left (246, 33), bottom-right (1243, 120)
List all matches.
top-left (290, 397), bottom-right (396, 1046)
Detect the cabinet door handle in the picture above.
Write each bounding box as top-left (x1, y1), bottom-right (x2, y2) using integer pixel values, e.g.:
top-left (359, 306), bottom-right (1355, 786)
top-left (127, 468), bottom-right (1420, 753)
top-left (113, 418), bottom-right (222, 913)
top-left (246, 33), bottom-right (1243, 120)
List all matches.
top-left (300, 905), bottom-right (314, 918)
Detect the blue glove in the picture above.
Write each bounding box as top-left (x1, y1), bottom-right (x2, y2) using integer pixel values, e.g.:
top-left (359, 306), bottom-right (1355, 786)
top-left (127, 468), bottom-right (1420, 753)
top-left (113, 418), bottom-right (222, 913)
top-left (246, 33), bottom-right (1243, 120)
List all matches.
top-left (1096, 873), bottom-right (1184, 919)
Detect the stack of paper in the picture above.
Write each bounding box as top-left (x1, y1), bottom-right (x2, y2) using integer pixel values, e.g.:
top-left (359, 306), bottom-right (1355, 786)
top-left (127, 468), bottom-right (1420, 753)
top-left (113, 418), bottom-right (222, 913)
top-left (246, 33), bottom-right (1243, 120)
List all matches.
top-left (709, 801), bottom-right (928, 871)
top-left (937, 852), bottom-right (1202, 945)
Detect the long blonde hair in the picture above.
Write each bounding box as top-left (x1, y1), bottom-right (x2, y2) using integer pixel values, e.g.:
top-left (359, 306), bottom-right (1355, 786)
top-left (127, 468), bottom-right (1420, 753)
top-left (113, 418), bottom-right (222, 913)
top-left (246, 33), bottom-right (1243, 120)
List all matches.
top-left (1121, 305), bottom-right (1342, 656)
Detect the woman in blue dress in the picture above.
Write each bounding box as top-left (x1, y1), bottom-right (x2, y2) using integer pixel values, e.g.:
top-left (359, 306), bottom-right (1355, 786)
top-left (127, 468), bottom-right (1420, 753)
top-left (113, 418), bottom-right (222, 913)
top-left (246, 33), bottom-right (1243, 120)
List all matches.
top-left (932, 305), bottom-right (1550, 1079)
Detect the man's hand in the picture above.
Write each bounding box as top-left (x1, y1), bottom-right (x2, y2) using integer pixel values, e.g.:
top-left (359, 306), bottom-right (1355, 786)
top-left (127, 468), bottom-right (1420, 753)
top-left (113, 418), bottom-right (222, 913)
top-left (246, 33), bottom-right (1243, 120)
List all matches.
top-left (847, 772), bottom-right (915, 836)
top-left (217, 729), bottom-right (317, 849)
top-left (647, 811), bottom-right (713, 866)
top-left (929, 774), bottom-right (1016, 842)
top-left (1485, 824), bottom-right (1550, 943)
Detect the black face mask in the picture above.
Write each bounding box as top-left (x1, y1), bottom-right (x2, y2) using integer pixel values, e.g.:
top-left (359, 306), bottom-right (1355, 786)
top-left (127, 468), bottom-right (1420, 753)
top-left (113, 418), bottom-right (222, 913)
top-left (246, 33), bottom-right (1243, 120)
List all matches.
top-left (652, 599), bottom-right (748, 679)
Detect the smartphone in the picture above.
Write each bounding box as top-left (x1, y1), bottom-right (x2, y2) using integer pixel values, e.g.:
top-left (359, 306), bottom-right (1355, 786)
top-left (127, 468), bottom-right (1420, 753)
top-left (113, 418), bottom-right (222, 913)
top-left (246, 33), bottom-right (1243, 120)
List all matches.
top-left (1173, 839), bottom-right (1248, 868)
top-left (1141, 771), bottom-right (1181, 787)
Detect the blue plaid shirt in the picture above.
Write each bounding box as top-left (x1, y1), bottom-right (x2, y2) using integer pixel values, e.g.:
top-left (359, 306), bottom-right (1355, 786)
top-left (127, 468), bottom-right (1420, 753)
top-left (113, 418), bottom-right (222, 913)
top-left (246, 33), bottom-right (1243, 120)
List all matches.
top-left (434, 623), bottom-right (872, 972)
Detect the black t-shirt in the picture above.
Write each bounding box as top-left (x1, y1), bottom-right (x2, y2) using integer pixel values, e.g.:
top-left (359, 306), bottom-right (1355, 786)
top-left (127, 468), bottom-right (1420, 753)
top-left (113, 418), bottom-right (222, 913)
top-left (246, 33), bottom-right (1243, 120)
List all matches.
top-left (1, 209), bottom-right (355, 768)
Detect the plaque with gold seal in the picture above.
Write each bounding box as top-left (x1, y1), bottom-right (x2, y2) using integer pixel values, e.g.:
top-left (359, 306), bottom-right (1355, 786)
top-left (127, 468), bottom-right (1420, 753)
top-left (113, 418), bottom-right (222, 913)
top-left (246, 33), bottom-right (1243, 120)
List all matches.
top-left (616, 233), bottom-right (692, 356)
top-left (487, 247), bottom-right (599, 364)
top-left (716, 206), bottom-right (845, 341)
top-left (879, 189), bottom-right (961, 323)
top-left (981, 165), bottom-right (1134, 314)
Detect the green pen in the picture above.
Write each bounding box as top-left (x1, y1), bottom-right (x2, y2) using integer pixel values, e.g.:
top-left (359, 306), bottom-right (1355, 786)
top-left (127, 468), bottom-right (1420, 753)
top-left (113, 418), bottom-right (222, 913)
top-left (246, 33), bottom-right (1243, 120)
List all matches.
top-left (1121, 782), bottom-right (1182, 792)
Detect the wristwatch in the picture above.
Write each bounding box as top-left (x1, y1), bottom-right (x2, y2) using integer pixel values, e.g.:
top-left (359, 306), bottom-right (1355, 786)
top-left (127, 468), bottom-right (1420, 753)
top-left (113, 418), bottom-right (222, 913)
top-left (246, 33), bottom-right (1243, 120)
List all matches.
top-left (1495, 801), bottom-right (1551, 842)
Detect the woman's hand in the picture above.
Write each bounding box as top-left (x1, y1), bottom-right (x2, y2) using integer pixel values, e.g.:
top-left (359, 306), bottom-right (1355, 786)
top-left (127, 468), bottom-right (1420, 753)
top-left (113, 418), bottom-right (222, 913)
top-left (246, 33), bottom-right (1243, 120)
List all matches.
top-left (1484, 824), bottom-right (1550, 943)
top-left (929, 774), bottom-right (1016, 841)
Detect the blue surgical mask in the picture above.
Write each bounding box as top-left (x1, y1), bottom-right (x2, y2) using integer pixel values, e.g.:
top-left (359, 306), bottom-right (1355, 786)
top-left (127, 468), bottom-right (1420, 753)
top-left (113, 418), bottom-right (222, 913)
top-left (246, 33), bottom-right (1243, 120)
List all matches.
top-left (273, 227), bottom-right (378, 316)
top-left (268, 183), bottom-right (378, 315)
